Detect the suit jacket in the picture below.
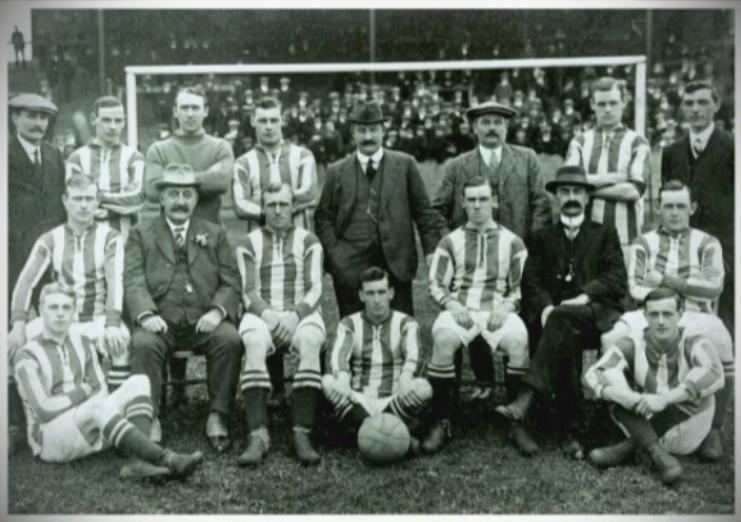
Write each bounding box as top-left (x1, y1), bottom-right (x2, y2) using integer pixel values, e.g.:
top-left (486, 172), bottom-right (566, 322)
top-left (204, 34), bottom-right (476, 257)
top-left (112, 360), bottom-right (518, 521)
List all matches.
top-left (315, 149), bottom-right (440, 282)
top-left (522, 221), bottom-right (627, 333)
top-left (8, 136), bottom-right (66, 305)
top-left (123, 215), bottom-right (241, 324)
top-left (661, 127), bottom-right (734, 271)
top-left (432, 144), bottom-right (552, 244)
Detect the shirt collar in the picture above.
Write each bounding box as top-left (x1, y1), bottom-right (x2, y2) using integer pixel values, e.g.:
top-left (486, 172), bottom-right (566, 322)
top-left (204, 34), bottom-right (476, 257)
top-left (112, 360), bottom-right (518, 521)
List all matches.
top-left (165, 218), bottom-right (190, 236)
top-left (357, 148), bottom-right (384, 170)
top-left (600, 123), bottom-right (624, 138)
top-left (17, 134), bottom-right (40, 163)
top-left (362, 309), bottom-right (391, 326)
top-left (690, 123), bottom-right (714, 148)
top-left (478, 144), bottom-right (502, 166)
top-left (88, 138), bottom-right (121, 149)
top-left (464, 220), bottom-right (498, 233)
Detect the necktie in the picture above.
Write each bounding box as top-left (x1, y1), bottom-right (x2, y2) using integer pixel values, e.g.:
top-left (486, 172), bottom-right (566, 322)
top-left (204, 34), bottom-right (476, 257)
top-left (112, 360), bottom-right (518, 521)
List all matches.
top-left (366, 160), bottom-right (377, 180)
top-left (33, 148), bottom-right (41, 176)
top-left (692, 137), bottom-right (704, 158)
top-left (174, 226), bottom-right (186, 248)
top-left (490, 151), bottom-right (500, 170)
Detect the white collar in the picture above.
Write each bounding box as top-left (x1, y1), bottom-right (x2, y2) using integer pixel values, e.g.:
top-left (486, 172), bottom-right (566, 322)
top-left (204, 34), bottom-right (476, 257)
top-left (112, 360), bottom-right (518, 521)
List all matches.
top-left (478, 145), bottom-right (502, 167)
top-left (165, 218), bottom-right (190, 237)
top-left (560, 213), bottom-right (585, 231)
top-left (17, 134), bottom-right (41, 163)
top-left (357, 148), bottom-right (384, 170)
top-left (689, 123), bottom-right (714, 148)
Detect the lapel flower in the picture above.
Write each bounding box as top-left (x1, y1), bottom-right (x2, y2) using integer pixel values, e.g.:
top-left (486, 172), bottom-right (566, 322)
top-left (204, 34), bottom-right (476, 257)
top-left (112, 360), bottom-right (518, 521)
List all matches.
top-left (194, 233), bottom-right (209, 247)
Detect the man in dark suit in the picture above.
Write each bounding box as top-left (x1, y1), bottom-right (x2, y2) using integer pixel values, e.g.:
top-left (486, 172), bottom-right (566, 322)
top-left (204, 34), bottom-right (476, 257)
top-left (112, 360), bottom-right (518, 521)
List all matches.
top-left (661, 80), bottom-right (734, 460)
top-left (8, 93), bottom-right (67, 455)
top-left (432, 100), bottom-right (552, 396)
top-left (497, 165), bottom-right (627, 457)
top-left (661, 81), bottom-right (734, 335)
top-left (125, 164), bottom-right (243, 453)
top-left (315, 101), bottom-right (441, 317)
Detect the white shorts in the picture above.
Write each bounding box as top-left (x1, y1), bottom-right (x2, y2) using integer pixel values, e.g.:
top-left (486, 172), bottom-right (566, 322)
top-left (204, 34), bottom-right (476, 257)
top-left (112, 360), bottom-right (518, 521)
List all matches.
top-left (38, 404), bottom-right (105, 463)
top-left (432, 310), bottom-right (529, 371)
top-left (617, 310), bottom-right (734, 363)
top-left (239, 311), bottom-right (326, 356)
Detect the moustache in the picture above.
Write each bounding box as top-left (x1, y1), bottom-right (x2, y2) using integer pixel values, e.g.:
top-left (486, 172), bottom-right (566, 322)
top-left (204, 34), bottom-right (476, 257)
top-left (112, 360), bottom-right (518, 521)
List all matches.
top-left (486, 132), bottom-right (499, 137)
top-left (361, 140), bottom-right (377, 146)
top-left (170, 205), bottom-right (190, 212)
top-left (563, 201), bottom-right (583, 210)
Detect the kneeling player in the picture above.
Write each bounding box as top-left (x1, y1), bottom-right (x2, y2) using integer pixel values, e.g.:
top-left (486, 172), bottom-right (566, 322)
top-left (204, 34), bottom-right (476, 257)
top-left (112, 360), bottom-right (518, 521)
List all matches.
top-left (322, 267), bottom-right (431, 453)
top-left (584, 288), bottom-right (724, 485)
top-left (13, 283), bottom-right (202, 480)
top-left (601, 180), bottom-right (734, 460)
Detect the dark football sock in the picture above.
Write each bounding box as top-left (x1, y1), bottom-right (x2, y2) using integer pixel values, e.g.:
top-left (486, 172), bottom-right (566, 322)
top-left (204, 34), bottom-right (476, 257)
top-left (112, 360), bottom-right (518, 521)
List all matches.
top-left (103, 414), bottom-right (163, 463)
top-left (244, 387), bottom-right (270, 432)
top-left (612, 405), bottom-right (659, 449)
top-left (292, 387), bottom-right (320, 429)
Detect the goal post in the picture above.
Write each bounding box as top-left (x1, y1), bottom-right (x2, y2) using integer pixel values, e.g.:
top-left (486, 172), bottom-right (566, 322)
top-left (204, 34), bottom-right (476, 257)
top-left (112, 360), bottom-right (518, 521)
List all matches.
top-left (124, 55), bottom-right (647, 151)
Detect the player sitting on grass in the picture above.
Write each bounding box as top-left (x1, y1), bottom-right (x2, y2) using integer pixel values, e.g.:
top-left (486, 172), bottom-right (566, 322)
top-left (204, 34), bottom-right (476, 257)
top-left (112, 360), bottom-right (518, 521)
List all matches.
top-left (584, 287), bottom-right (724, 485)
top-left (322, 266), bottom-right (432, 454)
top-left (13, 282), bottom-right (203, 480)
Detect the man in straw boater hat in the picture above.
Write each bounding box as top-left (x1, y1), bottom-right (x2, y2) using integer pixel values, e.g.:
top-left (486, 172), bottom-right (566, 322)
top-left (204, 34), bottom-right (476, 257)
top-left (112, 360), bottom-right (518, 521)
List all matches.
top-left (124, 164), bottom-right (243, 453)
top-left (315, 100), bottom-right (441, 318)
top-left (496, 165), bottom-right (627, 458)
top-left (8, 93), bottom-right (67, 455)
top-left (431, 99), bottom-right (551, 401)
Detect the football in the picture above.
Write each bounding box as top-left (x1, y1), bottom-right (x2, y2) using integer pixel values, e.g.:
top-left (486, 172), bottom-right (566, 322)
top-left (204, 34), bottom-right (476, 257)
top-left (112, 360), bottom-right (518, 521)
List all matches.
top-left (357, 413), bottom-right (411, 464)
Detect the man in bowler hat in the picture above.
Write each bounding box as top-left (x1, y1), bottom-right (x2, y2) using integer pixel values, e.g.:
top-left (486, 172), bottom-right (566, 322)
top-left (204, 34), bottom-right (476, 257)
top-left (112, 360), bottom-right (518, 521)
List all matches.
top-left (315, 100), bottom-right (441, 317)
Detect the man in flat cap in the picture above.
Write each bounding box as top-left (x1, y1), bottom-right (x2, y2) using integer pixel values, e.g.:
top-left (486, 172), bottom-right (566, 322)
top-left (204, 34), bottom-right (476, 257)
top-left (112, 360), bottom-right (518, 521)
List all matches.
top-left (496, 165), bottom-right (627, 457)
top-left (8, 93), bottom-right (67, 455)
top-left (124, 164), bottom-right (243, 452)
top-left (316, 100), bottom-right (441, 317)
top-left (432, 100), bottom-right (551, 397)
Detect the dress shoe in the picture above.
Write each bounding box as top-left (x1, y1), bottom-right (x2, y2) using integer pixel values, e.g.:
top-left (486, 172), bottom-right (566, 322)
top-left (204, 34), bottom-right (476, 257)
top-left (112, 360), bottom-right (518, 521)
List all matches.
top-left (119, 459), bottom-right (172, 481)
top-left (697, 428), bottom-right (723, 461)
top-left (561, 437), bottom-right (585, 461)
top-left (422, 419), bottom-right (451, 454)
top-left (589, 439), bottom-right (635, 468)
top-left (150, 417), bottom-right (162, 444)
top-left (160, 449), bottom-right (203, 477)
top-left (238, 429), bottom-right (270, 467)
top-left (646, 442), bottom-right (682, 485)
top-left (205, 412), bottom-right (230, 453)
top-left (509, 422), bottom-right (538, 457)
top-left (495, 388), bottom-right (534, 421)
top-left (293, 428), bottom-right (320, 466)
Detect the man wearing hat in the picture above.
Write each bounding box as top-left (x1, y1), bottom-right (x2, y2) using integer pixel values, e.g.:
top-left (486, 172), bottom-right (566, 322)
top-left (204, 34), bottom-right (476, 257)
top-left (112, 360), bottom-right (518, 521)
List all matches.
top-left (8, 93), bottom-right (67, 455)
top-left (432, 100), bottom-right (551, 397)
top-left (496, 165), bottom-right (627, 457)
top-left (315, 100), bottom-right (441, 317)
top-left (124, 164), bottom-right (243, 452)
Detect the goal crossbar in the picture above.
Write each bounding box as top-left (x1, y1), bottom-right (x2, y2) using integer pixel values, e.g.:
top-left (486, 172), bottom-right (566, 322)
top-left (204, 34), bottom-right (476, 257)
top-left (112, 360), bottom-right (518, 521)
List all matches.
top-left (125, 55), bottom-right (647, 149)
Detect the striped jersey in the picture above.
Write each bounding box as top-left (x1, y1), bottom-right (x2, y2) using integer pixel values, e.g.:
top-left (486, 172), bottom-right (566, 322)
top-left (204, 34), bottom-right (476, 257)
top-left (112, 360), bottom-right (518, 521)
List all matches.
top-left (565, 125), bottom-right (651, 245)
top-left (329, 311), bottom-right (420, 399)
top-left (429, 222), bottom-right (527, 312)
top-left (10, 223), bottom-right (125, 326)
top-left (236, 226), bottom-right (323, 319)
top-left (14, 330), bottom-right (107, 456)
top-left (629, 227), bottom-right (724, 313)
top-left (66, 140), bottom-right (146, 236)
top-left (233, 142), bottom-right (318, 232)
top-left (584, 329), bottom-right (723, 417)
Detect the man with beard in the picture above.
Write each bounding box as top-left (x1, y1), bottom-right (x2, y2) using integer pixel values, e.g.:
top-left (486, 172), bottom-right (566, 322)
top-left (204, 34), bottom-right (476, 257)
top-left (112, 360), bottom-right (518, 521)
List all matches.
top-left (496, 165), bottom-right (627, 457)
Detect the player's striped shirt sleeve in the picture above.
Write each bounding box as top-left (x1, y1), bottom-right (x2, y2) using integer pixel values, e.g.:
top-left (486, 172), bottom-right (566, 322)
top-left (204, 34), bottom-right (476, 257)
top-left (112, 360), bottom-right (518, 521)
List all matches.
top-left (681, 336), bottom-right (724, 401)
top-left (329, 319), bottom-right (356, 375)
top-left (235, 240), bottom-right (270, 316)
top-left (503, 235), bottom-right (527, 311)
top-left (399, 316), bottom-right (421, 375)
top-left (103, 230), bottom-right (126, 327)
top-left (232, 153), bottom-right (263, 222)
top-left (583, 337), bottom-right (634, 399)
top-left (429, 236), bottom-right (455, 307)
top-left (294, 234), bottom-right (323, 319)
top-left (10, 234), bottom-right (54, 323)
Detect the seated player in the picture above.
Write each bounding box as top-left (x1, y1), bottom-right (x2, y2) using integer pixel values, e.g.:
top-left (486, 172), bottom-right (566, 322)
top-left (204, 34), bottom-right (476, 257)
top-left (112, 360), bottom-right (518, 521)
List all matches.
top-left (9, 174), bottom-right (131, 391)
top-left (13, 282), bottom-right (203, 480)
top-left (322, 267), bottom-right (432, 452)
top-left (235, 182), bottom-right (326, 466)
top-left (424, 177), bottom-right (532, 455)
top-left (584, 288), bottom-right (724, 485)
top-left (601, 180), bottom-right (734, 460)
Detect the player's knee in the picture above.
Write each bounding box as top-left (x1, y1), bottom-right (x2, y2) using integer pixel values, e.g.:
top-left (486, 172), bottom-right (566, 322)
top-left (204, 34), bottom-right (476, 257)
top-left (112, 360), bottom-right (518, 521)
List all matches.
top-left (432, 329), bottom-right (459, 363)
top-left (412, 378), bottom-right (432, 402)
top-left (125, 374), bottom-right (150, 396)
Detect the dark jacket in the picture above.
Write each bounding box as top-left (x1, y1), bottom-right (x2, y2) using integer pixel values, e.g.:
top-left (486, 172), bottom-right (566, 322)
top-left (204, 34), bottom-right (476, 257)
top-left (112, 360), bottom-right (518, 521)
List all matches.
top-left (522, 220), bottom-right (627, 333)
top-left (315, 149), bottom-right (441, 283)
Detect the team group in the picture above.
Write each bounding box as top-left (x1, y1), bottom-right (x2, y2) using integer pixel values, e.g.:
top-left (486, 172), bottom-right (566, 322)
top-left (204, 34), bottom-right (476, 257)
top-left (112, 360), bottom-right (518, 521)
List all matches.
top-left (6, 75), bottom-right (734, 485)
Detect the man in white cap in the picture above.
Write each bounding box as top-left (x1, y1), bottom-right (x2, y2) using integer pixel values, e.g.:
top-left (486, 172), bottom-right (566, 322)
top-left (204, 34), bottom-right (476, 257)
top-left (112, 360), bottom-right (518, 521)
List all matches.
top-left (8, 93), bottom-right (67, 455)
